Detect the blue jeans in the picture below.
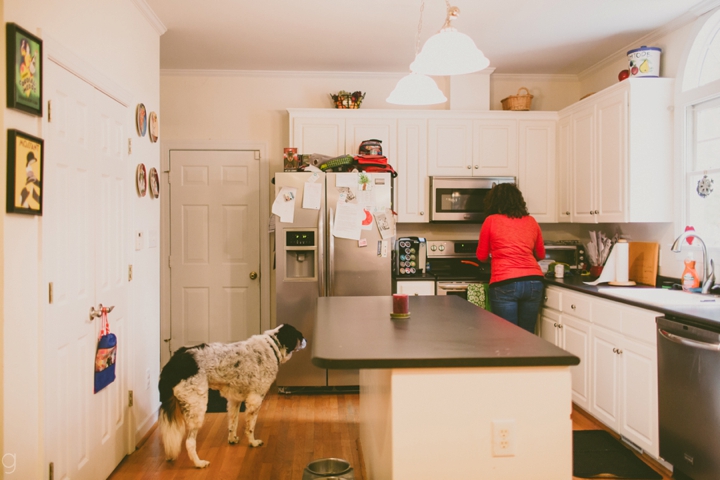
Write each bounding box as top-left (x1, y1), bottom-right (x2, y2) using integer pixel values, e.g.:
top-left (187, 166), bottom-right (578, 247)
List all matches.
top-left (489, 280), bottom-right (544, 333)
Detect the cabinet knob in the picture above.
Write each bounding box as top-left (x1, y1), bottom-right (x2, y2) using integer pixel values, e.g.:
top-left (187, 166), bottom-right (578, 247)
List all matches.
top-left (565, 211), bottom-right (570, 215)
top-left (544, 296), bottom-right (548, 301)
top-left (613, 347), bottom-right (617, 353)
top-left (558, 324), bottom-right (563, 329)
top-left (571, 304), bottom-right (576, 310)
top-left (553, 323), bottom-right (558, 328)
top-left (474, 165), bottom-right (479, 169)
top-left (617, 349), bottom-right (623, 355)
top-left (420, 211), bottom-right (424, 216)
top-left (594, 210), bottom-right (599, 214)
top-left (466, 165), bottom-right (472, 169)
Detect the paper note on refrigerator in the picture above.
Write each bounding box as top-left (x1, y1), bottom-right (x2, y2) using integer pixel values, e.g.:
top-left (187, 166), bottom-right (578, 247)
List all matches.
top-left (374, 208), bottom-right (396, 240)
top-left (272, 186), bottom-right (297, 223)
top-left (333, 201), bottom-right (362, 240)
top-left (302, 181), bottom-right (322, 210)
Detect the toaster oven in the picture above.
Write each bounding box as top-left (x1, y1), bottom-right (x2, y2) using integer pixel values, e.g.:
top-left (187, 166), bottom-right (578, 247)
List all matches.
top-left (541, 242), bottom-right (586, 271)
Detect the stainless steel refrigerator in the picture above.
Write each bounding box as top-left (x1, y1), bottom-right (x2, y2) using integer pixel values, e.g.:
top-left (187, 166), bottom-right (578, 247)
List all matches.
top-left (274, 171), bottom-right (394, 388)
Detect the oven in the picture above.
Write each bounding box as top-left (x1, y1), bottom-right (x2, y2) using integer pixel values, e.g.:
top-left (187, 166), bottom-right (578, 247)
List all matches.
top-left (427, 240), bottom-right (490, 300)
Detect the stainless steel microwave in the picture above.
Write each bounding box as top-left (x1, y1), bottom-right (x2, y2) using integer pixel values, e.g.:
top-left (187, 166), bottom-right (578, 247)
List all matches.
top-left (429, 176), bottom-right (516, 222)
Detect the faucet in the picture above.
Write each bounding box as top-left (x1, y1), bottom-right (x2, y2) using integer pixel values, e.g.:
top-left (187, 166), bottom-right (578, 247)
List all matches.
top-left (671, 231), bottom-right (716, 294)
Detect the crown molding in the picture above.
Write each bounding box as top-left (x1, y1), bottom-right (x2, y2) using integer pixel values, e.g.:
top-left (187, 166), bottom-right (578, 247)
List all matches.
top-left (160, 66), bottom-right (495, 78)
top-left (491, 73), bottom-right (579, 82)
top-left (131, 0), bottom-right (167, 35)
top-left (578, 4), bottom-right (719, 81)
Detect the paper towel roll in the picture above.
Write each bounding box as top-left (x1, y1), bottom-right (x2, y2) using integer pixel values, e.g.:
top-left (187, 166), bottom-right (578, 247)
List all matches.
top-left (583, 240), bottom-right (634, 286)
top-left (614, 240), bottom-right (629, 283)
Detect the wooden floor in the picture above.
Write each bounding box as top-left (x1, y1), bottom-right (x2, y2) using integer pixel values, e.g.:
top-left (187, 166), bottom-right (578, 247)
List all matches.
top-left (109, 390), bottom-right (672, 480)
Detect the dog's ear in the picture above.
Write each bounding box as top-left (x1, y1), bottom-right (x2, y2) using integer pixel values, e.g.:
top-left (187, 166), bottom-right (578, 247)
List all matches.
top-left (276, 324), bottom-right (305, 352)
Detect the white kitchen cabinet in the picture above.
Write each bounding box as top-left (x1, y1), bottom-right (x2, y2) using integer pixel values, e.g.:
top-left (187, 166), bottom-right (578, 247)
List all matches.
top-left (518, 119), bottom-right (556, 223)
top-left (396, 118), bottom-right (429, 223)
top-left (472, 119), bottom-right (518, 176)
top-left (291, 116), bottom-right (345, 157)
top-left (557, 114), bottom-right (573, 221)
top-left (345, 117), bottom-right (397, 161)
top-left (427, 118), bottom-right (474, 176)
top-left (559, 78), bottom-right (674, 223)
top-left (396, 280), bottom-right (435, 296)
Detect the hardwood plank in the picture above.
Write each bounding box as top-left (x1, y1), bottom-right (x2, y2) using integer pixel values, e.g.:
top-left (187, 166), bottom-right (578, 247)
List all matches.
top-left (109, 391), bottom-right (669, 480)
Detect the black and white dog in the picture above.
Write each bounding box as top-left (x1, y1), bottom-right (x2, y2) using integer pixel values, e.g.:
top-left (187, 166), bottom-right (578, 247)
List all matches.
top-left (158, 324), bottom-right (306, 468)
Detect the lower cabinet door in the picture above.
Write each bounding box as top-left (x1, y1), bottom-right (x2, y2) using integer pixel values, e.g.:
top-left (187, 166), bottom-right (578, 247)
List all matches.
top-left (539, 309), bottom-right (560, 346)
top-left (561, 314), bottom-right (591, 411)
top-left (619, 336), bottom-right (658, 457)
top-left (590, 326), bottom-right (622, 431)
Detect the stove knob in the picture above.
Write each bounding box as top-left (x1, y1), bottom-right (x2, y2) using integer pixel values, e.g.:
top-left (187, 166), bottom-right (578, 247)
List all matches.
top-left (430, 245), bottom-right (437, 251)
top-left (439, 245), bottom-right (445, 251)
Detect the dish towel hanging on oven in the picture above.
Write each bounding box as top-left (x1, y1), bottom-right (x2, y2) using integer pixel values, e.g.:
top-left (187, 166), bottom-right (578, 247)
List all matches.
top-left (467, 283), bottom-right (491, 311)
top-left (94, 306), bottom-right (117, 394)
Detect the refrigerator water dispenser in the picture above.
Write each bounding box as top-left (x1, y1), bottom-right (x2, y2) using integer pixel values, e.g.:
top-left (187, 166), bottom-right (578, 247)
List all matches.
top-left (285, 230), bottom-right (317, 280)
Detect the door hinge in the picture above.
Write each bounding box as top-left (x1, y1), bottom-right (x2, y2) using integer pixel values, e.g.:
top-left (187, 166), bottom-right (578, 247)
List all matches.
top-left (49, 462), bottom-right (54, 480)
top-left (167, 173), bottom-right (171, 185)
top-left (168, 256), bottom-right (172, 268)
top-left (128, 138), bottom-right (132, 155)
top-left (48, 282), bottom-right (53, 304)
top-left (47, 100), bottom-right (52, 122)
top-left (128, 265), bottom-right (133, 282)
top-left (128, 390), bottom-right (134, 407)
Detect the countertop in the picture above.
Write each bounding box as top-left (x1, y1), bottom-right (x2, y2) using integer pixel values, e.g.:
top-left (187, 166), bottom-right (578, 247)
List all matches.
top-left (311, 295), bottom-right (580, 369)
top-left (544, 274), bottom-right (720, 332)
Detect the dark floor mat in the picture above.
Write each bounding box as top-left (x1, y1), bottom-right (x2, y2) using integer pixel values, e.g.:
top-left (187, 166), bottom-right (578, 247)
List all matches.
top-left (573, 430), bottom-right (662, 479)
top-left (207, 388), bottom-right (245, 413)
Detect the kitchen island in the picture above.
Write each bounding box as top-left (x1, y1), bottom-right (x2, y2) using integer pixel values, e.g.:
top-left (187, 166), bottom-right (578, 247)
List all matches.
top-left (312, 295), bottom-right (580, 480)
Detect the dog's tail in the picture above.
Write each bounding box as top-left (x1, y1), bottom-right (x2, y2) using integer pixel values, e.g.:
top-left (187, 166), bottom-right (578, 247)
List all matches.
top-left (158, 346), bottom-right (200, 460)
top-left (159, 395), bottom-right (185, 461)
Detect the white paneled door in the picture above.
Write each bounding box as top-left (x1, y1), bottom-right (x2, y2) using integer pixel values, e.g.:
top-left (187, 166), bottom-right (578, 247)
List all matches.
top-left (43, 61), bottom-right (130, 480)
top-left (169, 150), bottom-right (261, 351)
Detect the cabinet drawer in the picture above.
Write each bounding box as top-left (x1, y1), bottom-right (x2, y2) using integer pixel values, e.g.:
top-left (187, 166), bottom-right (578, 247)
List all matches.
top-left (622, 306), bottom-right (658, 345)
top-left (543, 287), bottom-right (561, 311)
top-left (593, 297), bottom-right (624, 332)
top-left (561, 292), bottom-right (591, 321)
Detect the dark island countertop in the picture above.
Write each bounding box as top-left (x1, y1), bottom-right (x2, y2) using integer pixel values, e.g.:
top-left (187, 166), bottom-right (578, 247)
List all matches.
top-left (311, 295), bottom-right (580, 370)
top-left (544, 275), bottom-right (720, 332)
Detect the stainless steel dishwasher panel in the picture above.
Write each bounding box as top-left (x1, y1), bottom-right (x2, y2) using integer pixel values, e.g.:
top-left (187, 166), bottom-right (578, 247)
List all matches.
top-left (657, 316), bottom-right (720, 480)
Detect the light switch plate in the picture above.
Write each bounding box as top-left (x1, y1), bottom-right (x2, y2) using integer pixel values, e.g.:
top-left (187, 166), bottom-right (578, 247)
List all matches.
top-left (135, 231), bottom-right (144, 251)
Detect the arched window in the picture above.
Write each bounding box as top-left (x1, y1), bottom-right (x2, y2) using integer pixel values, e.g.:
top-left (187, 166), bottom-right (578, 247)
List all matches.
top-left (678, 8), bottom-right (720, 247)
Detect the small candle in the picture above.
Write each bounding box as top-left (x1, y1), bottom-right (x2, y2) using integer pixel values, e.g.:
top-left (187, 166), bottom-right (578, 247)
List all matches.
top-left (392, 294), bottom-right (409, 314)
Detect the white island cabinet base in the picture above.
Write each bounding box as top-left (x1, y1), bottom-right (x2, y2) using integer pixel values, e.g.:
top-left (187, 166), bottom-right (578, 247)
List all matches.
top-left (360, 366), bottom-right (573, 480)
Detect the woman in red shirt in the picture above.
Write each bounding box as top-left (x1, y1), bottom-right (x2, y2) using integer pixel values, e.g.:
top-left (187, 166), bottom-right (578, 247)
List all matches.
top-left (476, 183), bottom-right (545, 333)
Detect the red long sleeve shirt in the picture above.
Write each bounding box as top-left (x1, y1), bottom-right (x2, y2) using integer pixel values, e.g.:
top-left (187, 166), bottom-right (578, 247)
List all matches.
top-left (476, 214), bottom-right (545, 285)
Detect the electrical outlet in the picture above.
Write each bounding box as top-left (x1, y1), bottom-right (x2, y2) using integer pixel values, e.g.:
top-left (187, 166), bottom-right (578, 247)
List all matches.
top-left (492, 419), bottom-right (516, 457)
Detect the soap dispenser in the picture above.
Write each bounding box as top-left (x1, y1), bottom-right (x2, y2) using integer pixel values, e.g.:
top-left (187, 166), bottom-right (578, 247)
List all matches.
top-left (682, 254), bottom-right (700, 292)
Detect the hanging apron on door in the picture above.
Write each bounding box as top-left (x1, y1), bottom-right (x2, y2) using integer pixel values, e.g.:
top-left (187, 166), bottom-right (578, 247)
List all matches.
top-left (94, 307), bottom-right (117, 393)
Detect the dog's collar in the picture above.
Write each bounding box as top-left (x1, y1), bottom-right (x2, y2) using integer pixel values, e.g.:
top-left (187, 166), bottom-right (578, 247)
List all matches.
top-left (266, 335), bottom-right (282, 365)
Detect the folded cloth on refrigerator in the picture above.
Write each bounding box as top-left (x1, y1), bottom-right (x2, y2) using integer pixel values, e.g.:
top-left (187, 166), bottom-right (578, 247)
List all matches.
top-left (467, 283), bottom-right (491, 311)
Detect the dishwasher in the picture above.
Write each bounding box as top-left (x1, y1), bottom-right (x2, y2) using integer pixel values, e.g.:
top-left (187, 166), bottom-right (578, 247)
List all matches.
top-left (657, 316), bottom-right (720, 480)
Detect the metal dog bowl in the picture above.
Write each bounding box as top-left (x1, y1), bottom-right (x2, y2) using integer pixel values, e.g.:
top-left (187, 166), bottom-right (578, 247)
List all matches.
top-left (302, 458), bottom-right (355, 480)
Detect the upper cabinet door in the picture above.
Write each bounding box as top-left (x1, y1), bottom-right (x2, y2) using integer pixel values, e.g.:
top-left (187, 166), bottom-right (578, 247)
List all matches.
top-left (427, 118), bottom-right (474, 176)
top-left (292, 117), bottom-right (346, 157)
top-left (396, 118), bottom-right (429, 223)
top-left (557, 115), bottom-right (573, 221)
top-left (595, 90), bottom-right (627, 223)
top-left (571, 106), bottom-right (596, 223)
top-left (345, 118), bottom-right (397, 162)
top-left (518, 119), bottom-right (556, 223)
top-left (472, 119), bottom-right (518, 176)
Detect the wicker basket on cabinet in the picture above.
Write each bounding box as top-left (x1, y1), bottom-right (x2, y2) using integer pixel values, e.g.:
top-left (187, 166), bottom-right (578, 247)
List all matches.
top-left (501, 87), bottom-right (533, 111)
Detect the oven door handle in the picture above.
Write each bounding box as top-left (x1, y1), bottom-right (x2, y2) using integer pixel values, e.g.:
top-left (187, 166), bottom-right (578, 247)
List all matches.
top-left (438, 286), bottom-right (470, 292)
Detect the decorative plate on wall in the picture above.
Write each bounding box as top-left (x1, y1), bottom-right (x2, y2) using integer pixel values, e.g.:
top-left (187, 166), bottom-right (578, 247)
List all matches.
top-left (136, 103), bottom-right (147, 137)
top-left (149, 167), bottom-right (159, 198)
top-left (136, 163), bottom-right (147, 197)
top-left (149, 111), bottom-right (159, 143)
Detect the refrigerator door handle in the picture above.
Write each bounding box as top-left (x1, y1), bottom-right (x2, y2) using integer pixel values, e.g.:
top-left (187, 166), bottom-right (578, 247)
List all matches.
top-left (318, 207), bottom-right (325, 297)
top-left (659, 328), bottom-right (720, 351)
top-left (329, 207), bottom-right (335, 296)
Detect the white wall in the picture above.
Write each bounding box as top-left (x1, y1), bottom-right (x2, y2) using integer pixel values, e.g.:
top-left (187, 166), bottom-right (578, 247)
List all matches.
top-left (3, 1), bottom-right (161, 477)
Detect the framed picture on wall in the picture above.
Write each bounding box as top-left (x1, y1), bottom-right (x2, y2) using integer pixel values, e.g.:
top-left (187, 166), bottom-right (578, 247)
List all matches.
top-left (6, 23), bottom-right (43, 116)
top-left (7, 129), bottom-right (44, 215)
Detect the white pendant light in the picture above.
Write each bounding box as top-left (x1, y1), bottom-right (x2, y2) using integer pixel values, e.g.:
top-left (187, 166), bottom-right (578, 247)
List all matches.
top-left (410, 5), bottom-right (490, 76)
top-left (387, 72), bottom-right (447, 105)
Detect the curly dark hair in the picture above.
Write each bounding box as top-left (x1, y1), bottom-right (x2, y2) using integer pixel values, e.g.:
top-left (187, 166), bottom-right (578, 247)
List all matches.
top-left (483, 183), bottom-right (528, 219)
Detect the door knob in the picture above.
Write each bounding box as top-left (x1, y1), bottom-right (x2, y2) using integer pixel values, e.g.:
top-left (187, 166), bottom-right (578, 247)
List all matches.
top-left (249, 271), bottom-right (258, 280)
top-left (89, 304), bottom-right (114, 321)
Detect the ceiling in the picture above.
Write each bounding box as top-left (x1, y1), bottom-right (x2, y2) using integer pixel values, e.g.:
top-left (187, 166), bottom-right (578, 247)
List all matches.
top-left (146, 0), bottom-right (711, 75)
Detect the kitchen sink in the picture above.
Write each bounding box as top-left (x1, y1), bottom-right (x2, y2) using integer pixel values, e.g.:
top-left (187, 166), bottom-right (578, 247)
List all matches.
top-left (597, 287), bottom-right (720, 306)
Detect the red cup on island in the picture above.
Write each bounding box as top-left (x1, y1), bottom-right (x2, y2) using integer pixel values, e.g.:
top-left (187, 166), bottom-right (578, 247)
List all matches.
top-left (392, 294), bottom-right (410, 317)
